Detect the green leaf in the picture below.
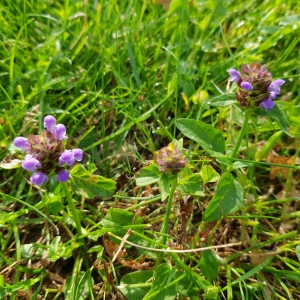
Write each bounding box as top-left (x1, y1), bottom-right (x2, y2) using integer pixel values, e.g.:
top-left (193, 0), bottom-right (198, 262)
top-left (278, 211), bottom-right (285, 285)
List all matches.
top-left (70, 165), bottom-right (116, 199)
top-left (99, 208), bottom-right (143, 243)
top-left (135, 163), bottom-right (161, 186)
top-left (177, 174), bottom-right (204, 196)
top-left (296, 245), bottom-right (300, 262)
top-left (199, 247), bottom-right (220, 280)
top-left (75, 270), bottom-right (94, 300)
top-left (118, 270), bottom-right (153, 300)
top-left (203, 173), bottom-right (244, 222)
top-left (176, 273), bottom-right (203, 297)
top-left (207, 93), bottom-right (236, 107)
top-left (255, 104), bottom-right (292, 136)
top-left (49, 236), bottom-right (61, 261)
top-left (176, 119), bottom-right (225, 155)
top-left (232, 256), bottom-right (274, 285)
top-left (232, 161), bottom-right (253, 169)
top-left (143, 264), bottom-right (178, 300)
top-left (159, 173), bottom-right (171, 201)
top-left (200, 165), bottom-right (220, 183)
top-left (45, 194), bottom-right (64, 215)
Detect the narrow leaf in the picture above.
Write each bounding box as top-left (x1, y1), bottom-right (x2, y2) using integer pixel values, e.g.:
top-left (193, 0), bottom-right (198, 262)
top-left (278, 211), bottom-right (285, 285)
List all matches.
top-left (207, 93), bottom-right (236, 107)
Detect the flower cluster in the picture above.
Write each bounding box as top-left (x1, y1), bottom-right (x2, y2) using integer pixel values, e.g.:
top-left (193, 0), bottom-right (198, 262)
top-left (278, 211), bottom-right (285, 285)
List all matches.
top-left (229, 62), bottom-right (285, 111)
top-left (14, 115), bottom-right (83, 185)
top-left (153, 142), bottom-right (188, 174)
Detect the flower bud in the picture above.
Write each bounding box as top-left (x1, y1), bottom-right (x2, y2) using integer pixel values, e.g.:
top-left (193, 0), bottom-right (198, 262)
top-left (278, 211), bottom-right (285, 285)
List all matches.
top-left (153, 142), bottom-right (188, 174)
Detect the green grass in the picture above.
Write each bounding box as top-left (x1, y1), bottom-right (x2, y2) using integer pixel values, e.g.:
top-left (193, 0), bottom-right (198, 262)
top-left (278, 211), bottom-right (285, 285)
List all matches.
top-left (0, 0), bottom-right (300, 299)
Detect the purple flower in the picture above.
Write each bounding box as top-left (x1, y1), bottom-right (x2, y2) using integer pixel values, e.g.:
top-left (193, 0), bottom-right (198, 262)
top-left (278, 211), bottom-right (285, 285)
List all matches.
top-left (241, 82), bottom-right (253, 90)
top-left (30, 172), bottom-right (49, 186)
top-left (229, 68), bottom-right (240, 83)
top-left (59, 149), bottom-right (83, 166)
top-left (15, 114), bottom-right (83, 186)
top-left (72, 148), bottom-right (83, 161)
top-left (56, 170), bottom-right (70, 182)
top-left (268, 79), bottom-right (285, 95)
top-left (229, 63), bottom-right (285, 111)
top-left (22, 154), bottom-right (42, 172)
top-left (14, 137), bottom-right (30, 152)
top-left (59, 150), bottom-right (75, 166)
top-left (54, 124), bottom-right (68, 140)
top-left (259, 99), bottom-right (275, 111)
top-left (44, 115), bottom-right (56, 133)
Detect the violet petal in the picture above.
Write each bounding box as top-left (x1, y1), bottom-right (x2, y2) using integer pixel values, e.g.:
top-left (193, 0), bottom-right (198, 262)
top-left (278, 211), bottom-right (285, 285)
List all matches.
top-left (30, 172), bottom-right (48, 185)
top-left (241, 81), bottom-right (253, 90)
top-left (14, 137), bottom-right (30, 152)
top-left (259, 99), bottom-right (274, 111)
top-left (54, 124), bottom-right (68, 140)
top-left (72, 149), bottom-right (83, 161)
top-left (44, 115), bottom-right (56, 133)
top-left (56, 170), bottom-right (70, 182)
top-left (229, 68), bottom-right (240, 83)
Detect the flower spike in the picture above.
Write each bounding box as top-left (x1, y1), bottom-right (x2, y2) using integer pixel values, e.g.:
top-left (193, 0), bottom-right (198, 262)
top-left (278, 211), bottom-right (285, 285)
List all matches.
top-left (14, 115), bottom-right (83, 186)
top-left (228, 63), bottom-right (285, 111)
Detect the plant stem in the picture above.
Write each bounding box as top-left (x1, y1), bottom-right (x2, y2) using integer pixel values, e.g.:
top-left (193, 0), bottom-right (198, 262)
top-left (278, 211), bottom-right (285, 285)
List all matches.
top-left (231, 111), bottom-right (251, 158)
top-left (61, 182), bottom-right (83, 237)
top-left (161, 176), bottom-right (178, 245)
top-left (61, 182), bottom-right (90, 269)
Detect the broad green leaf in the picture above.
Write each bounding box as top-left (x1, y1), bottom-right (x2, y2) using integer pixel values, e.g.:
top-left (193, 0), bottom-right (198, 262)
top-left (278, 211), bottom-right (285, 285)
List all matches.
top-left (45, 194), bottom-right (64, 215)
top-left (118, 270), bottom-right (153, 300)
top-left (255, 104), bottom-right (292, 136)
top-left (143, 264), bottom-right (178, 300)
top-left (75, 270), bottom-right (94, 300)
top-left (48, 236), bottom-right (81, 261)
top-left (200, 165), bottom-right (220, 183)
top-left (70, 165), bottom-right (116, 199)
top-left (100, 208), bottom-right (137, 230)
top-left (207, 93), bottom-right (236, 107)
top-left (176, 273), bottom-right (203, 296)
top-left (204, 286), bottom-right (221, 299)
top-left (203, 173), bottom-right (244, 222)
top-left (199, 247), bottom-right (220, 280)
top-left (99, 208), bottom-right (143, 243)
top-left (49, 236), bottom-right (61, 261)
top-left (176, 119), bottom-right (225, 155)
top-left (169, 0), bottom-right (190, 21)
top-left (159, 173), bottom-right (171, 201)
top-left (135, 163), bottom-right (161, 186)
top-left (177, 174), bottom-right (204, 196)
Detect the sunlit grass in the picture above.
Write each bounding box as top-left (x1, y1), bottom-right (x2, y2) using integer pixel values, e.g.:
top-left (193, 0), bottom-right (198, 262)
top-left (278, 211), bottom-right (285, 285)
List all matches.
top-left (0, 0), bottom-right (299, 299)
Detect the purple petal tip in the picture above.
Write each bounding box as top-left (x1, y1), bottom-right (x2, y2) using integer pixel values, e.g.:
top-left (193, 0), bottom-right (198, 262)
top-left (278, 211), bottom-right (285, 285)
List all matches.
top-left (241, 81), bottom-right (253, 90)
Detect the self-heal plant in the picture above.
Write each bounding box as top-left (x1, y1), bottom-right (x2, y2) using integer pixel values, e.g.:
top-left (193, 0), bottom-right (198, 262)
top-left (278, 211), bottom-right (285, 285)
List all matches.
top-left (229, 62), bottom-right (285, 111)
top-left (14, 115), bottom-right (83, 185)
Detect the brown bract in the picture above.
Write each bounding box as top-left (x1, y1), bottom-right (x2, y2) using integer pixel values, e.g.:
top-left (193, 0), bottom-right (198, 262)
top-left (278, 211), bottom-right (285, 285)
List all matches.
top-left (236, 62), bottom-right (272, 108)
top-left (153, 142), bottom-right (188, 174)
